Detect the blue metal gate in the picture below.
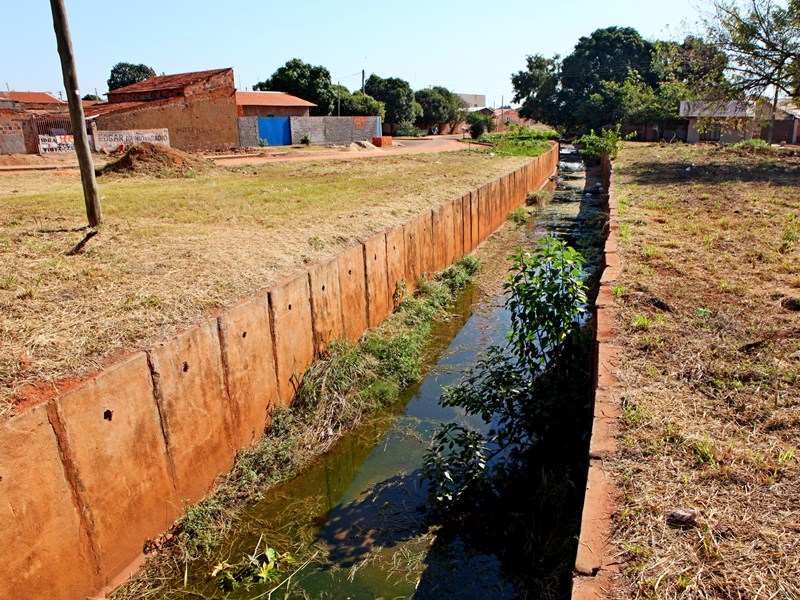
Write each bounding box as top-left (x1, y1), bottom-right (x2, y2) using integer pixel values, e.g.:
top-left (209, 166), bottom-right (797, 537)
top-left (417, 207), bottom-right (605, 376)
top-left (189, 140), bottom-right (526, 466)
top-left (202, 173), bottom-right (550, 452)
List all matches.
top-left (257, 117), bottom-right (291, 146)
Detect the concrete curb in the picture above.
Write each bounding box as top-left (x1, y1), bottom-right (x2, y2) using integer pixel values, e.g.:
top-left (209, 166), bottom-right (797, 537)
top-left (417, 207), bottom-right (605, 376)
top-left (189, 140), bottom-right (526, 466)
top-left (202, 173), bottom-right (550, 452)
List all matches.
top-left (572, 158), bottom-right (621, 598)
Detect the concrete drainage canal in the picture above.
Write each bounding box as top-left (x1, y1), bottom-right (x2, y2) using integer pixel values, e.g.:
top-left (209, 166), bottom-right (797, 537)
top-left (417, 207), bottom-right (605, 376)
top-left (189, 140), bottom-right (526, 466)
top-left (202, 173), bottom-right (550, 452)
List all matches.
top-left (146, 146), bottom-right (606, 599)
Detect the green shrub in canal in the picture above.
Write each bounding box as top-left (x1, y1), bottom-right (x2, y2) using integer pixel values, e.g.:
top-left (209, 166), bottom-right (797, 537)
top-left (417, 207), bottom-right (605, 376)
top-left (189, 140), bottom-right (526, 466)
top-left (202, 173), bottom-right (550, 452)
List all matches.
top-left (422, 236), bottom-right (591, 597)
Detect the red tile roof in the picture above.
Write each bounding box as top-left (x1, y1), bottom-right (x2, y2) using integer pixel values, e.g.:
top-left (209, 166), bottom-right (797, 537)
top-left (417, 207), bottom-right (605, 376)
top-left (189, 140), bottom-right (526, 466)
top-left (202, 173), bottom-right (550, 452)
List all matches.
top-left (0, 91), bottom-right (64, 104)
top-left (83, 101), bottom-right (148, 117)
top-left (236, 91), bottom-right (316, 108)
top-left (107, 68), bottom-right (231, 96)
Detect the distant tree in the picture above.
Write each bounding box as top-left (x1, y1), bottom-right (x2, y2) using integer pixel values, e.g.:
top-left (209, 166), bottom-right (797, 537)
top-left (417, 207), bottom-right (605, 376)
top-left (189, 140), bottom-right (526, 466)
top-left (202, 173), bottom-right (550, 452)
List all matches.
top-left (415, 86), bottom-right (464, 132)
top-left (512, 27), bottom-right (737, 136)
top-left (81, 94), bottom-right (101, 101)
top-left (107, 62), bottom-right (156, 91)
top-left (511, 54), bottom-right (562, 127)
top-left (254, 59), bottom-right (335, 116)
top-left (704, 0), bottom-right (800, 141)
top-left (364, 74), bottom-right (422, 133)
top-left (653, 36), bottom-right (730, 95)
top-left (466, 111), bottom-right (495, 138)
top-left (332, 85), bottom-right (385, 118)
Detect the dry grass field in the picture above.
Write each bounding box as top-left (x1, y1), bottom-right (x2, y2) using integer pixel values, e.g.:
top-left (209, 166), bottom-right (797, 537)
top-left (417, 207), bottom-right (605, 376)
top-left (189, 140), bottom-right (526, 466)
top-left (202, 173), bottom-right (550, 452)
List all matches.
top-left (0, 150), bottom-right (529, 420)
top-left (610, 142), bottom-right (800, 598)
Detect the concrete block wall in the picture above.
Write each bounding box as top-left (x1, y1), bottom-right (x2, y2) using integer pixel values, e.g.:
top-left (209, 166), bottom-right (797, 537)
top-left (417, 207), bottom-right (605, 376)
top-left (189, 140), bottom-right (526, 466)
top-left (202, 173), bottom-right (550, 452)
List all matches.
top-left (290, 117), bottom-right (326, 145)
top-left (290, 116), bottom-right (381, 146)
top-left (0, 143), bottom-right (559, 600)
top-left (238, 117), bottom-right (260, 148)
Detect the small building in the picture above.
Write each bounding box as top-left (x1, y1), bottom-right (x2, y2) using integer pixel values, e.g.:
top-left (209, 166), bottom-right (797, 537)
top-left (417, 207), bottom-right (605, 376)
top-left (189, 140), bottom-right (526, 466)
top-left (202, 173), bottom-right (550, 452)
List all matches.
top-left (88, 68), bottom-right (239, 151)
top-left (457, 93), bottom-right (486, 108)
top-left (758, 99), bottom-right (799, 144)
top-left (236, 91), bottom-right (316, 118)
top-left (0, 92), bottom-right (68, 154)
top-left (493, 107), bottom-right (532, 131)
top-left (680, 101), bottom-right (757, 143)
top-left (0, 91), bottom-right (65, 112)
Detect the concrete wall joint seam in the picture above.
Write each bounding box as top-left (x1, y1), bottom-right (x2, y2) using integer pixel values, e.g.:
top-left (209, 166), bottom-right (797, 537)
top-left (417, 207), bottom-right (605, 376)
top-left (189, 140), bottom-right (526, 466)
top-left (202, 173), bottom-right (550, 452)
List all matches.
top-left (45, 400), bottom-right (104, 576)
top-left (145, 350), bottom-right (180, 492)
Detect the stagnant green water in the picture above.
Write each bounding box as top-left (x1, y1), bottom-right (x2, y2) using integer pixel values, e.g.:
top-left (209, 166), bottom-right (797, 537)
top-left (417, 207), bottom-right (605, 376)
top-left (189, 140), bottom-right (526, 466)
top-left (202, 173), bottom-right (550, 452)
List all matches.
top-left (178, 148), bottom-right (604, 599)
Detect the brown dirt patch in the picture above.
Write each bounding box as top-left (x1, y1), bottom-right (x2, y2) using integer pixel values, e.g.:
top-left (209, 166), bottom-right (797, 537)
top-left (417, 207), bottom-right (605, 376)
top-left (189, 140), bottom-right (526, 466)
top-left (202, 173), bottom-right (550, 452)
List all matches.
top-left (609, 142), bottom-right (800, 598)
top-left (98, 142), bottom-right (215, 177)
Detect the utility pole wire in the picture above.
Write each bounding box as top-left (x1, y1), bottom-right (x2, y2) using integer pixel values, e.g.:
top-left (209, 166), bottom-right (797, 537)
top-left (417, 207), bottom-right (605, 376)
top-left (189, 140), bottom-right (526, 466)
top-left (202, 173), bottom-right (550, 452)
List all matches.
top-left (50, 0), bottom-right (102, 229)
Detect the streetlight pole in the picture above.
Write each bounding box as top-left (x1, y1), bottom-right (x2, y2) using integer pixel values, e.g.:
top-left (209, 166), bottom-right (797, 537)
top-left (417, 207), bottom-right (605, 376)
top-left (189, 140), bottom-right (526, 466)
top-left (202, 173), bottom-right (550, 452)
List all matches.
top-left (50, 0), bottom-right (102, 228)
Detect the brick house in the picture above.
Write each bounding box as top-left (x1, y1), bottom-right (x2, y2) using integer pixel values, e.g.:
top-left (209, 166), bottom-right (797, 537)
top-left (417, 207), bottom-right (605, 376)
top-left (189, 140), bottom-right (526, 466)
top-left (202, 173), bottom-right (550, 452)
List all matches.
top-left (87, 68), bottom-right (239, 151)
top-left (236, 91), bottom-right (316, 118)
top-left (0, 92), bottom-right (68, 154)
top-left (0, 91), bottom-right (65, 112)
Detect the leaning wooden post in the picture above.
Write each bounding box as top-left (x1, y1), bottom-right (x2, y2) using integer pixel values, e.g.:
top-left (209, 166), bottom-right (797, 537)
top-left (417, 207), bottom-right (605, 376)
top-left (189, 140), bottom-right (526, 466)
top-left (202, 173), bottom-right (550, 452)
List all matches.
top-left (50, 0), bottom-right (103, 228)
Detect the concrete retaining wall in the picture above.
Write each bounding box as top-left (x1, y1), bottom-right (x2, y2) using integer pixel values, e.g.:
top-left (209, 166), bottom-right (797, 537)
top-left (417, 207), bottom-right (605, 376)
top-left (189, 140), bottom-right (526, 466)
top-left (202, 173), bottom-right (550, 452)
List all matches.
top-left (0, 143), bottom-right (559, 600)
top-left (572, 156), bottom-right (621, 598)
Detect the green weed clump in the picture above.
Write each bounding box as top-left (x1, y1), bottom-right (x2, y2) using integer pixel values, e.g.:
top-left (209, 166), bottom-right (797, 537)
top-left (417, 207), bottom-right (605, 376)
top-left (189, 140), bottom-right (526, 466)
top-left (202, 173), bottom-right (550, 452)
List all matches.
top-left (508, 207), bottom-right (529, 225)
top-left (478, 126), bottom-right (556, 157)
top-left (113, 255), bottom-right (481, 600)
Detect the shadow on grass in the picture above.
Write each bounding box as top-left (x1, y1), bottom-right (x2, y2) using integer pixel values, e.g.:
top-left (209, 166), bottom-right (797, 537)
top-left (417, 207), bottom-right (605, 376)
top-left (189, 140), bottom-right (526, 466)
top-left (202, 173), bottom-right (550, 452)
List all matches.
top-left (621, 158), bottom-right (800, 187)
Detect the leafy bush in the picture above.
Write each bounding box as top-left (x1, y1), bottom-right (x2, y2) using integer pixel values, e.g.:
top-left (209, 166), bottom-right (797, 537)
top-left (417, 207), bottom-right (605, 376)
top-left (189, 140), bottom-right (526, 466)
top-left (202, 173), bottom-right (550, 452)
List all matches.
top-left (467, 112), bottom-right (495, 139)
top-left (577, 126), bottom-right (630, 160)
top-left (423, 236), bottom-right (588, 509)
top-left (475, 126), bottom-right (556, 156)
top-left (300, 134), bottom-right (311, 146)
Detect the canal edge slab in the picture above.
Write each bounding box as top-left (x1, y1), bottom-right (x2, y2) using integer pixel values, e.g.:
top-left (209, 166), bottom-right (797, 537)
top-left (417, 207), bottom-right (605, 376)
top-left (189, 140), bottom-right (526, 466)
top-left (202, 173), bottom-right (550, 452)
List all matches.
top-left (572, 157), bottom-right (622, 599)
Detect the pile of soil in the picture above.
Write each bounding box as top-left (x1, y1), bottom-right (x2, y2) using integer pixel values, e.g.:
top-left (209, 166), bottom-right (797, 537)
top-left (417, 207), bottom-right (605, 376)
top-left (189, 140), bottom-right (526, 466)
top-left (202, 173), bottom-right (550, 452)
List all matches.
top-left (347, 141), bottom-right (379, 151)
top-left (98, 142), bottom-right (214, 177)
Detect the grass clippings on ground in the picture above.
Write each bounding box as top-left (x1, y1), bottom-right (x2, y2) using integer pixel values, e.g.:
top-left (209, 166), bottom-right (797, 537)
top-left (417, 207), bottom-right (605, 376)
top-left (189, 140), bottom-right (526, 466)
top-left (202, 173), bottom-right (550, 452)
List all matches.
top-left (610, 142), bottom-right (800, 599)
top-left (0, 150), bottom-right (530, 420)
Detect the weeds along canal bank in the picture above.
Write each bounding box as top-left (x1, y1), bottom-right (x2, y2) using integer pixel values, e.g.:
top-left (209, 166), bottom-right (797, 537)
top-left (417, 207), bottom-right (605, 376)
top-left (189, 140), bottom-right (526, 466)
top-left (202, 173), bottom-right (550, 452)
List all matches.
top-left (112, 146), bottom-right (608, 600)
top-left (111, 257), bottom-right (482, 599)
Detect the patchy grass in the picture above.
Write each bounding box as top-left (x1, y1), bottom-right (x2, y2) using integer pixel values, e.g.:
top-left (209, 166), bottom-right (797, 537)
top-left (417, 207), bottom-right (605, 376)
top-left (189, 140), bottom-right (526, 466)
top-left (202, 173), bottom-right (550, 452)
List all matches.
top-left (611, 142), bottom-right (800, 598)
top-left (110, 257), bottom-right (481, 600)
top-left (0, 151), bottom-right (528, 419)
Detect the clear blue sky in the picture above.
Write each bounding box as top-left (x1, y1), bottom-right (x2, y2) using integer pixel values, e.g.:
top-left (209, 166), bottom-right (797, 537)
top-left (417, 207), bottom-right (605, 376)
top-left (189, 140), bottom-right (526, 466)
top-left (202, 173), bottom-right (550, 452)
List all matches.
top-left (2, 0), bottom-right (707, 107)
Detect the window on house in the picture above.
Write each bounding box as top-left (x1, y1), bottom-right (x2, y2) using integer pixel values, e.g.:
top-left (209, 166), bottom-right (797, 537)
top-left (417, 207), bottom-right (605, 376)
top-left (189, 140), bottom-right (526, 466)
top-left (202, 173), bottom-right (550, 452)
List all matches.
top-left (699, 121), bottom-right (721, 141)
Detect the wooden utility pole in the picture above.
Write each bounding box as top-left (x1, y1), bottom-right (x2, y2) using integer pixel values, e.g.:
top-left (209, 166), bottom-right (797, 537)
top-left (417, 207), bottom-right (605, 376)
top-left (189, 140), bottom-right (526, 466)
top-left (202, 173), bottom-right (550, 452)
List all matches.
top-left (50, 0), bottom-right (102, 228)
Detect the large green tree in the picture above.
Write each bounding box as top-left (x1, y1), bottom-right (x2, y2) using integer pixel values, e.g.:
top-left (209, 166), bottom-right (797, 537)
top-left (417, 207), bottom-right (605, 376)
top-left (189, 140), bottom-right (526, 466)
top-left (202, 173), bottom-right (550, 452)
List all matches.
top-left (107, 62), bottom-right (155, 91)
top-left (705, 0), bottom-right (800, 140)
top-left (513, 27), bottom-right (658, 133)
top-left (333, 86), bottom-right (385, 119)
top-left (364, 74), bottom-right (422, 132)
top-left (414, 86), bottom-right (464, 132)
top-left (512, 27), bottom-right (736, 135)
top-left (254, 59), bottom-right (335, 116)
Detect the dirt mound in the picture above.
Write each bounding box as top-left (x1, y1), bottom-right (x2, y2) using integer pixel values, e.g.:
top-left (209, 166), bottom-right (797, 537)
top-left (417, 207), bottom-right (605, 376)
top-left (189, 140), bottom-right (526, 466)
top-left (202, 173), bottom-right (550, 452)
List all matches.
top-left (98, 142), bottom-right (214, 177)
top-left (347, 141), bottom-right (379, 152)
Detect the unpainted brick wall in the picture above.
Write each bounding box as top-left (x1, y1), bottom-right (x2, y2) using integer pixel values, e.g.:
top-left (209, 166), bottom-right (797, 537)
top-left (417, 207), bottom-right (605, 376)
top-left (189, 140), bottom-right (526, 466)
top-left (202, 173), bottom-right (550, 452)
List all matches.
top-left (98, 93), bottom-right (238, 151)
top-left (0, 115), bottom-right (28, 154)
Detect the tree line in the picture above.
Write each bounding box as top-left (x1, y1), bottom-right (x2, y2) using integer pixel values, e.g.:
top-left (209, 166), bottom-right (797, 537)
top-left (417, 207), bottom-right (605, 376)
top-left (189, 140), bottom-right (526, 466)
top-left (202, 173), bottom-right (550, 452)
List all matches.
top-left (511, 0), bottom-right (798, 138)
